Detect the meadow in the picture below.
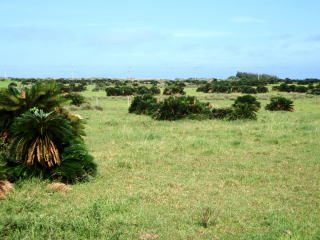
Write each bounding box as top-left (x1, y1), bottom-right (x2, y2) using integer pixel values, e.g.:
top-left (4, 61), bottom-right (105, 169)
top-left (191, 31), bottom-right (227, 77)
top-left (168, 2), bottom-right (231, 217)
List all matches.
top-left (1, 82), bottom-right (320, 239)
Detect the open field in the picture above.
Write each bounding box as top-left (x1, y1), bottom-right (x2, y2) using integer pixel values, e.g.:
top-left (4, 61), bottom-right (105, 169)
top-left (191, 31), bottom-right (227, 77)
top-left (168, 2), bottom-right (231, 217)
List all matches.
top-left (1, 87), bottom-right (320, 239)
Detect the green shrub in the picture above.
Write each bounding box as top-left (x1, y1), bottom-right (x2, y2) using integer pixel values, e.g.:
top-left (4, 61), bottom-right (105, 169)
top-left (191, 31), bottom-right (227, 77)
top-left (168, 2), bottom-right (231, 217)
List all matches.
top-left (0, 81), bottom-right (67, 139)
top-left (152, 96), bottom-right (210, 121)
top-left (163, 86), bottom-right (186, 95)
top-left (150, 86), bottom-right (161, 95)
top-left (265, 97), bottom-right (294, 111)
top-left (2, 109), bottom-right (96, 183)
top-left (135, 86), bottom-right (151, 95)
top-left (227, 95), bottom-right (261, 120)
top-left (256, 86), bottom-right (269, 93)
top-left (308, 85), bottom-right (320, 95)
top-left (105, 86), bottom-right (135, 96)
top-left (233, 95), bottom-right (261, 109)
top-left (227, 103), bottom-right (259, 120)
top-left (64, 93), bottom-right (86, 106)
top-left (51, 143), bottom-right (96, 183)
top-left (129, 94), bottom-right (159, 115)
top-left (240, 86), bottom-right (257, 94)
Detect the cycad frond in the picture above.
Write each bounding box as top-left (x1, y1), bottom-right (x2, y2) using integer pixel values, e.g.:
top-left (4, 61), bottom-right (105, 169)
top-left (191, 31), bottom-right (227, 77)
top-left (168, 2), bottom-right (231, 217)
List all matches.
top-left (9, 109), bottom-right (73, 168)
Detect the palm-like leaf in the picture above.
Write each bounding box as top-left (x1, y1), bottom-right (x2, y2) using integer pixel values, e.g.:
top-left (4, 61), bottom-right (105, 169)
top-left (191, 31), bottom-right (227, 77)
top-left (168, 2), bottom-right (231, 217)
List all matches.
top-left (0, 81), bottom-right (68, 139)
top-left (9, 110), bottom-right (74, 168)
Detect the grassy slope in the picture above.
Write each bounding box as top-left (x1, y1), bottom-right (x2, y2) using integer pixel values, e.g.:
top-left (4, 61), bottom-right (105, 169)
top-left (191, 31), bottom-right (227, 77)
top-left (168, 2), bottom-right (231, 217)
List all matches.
top-left (1, 87), bottom-right (320, 239)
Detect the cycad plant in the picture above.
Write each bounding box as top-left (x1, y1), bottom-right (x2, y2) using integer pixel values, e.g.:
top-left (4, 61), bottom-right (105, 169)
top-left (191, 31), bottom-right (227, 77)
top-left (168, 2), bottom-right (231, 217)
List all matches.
top-left (3, 109), bottom-right (96, 182)
top-left (227, 95), bottom-right (261, 120)
top-left (0, 81), bottom-right (96, 183)
top-left (9, 109), bottom-right (74, 168)
top-left (265, 97), bottom-right (294, 111)
top-left (0, 81), bottom-right (67, 140)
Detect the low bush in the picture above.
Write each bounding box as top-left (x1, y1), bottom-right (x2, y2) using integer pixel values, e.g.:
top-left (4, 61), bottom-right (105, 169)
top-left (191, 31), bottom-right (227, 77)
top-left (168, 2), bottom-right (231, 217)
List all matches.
top-left (228, 95), bottom-right (261, 120)
top-left (240, 86), bottom-right (257, 94)
top-left (163, 86), bottom-right (186, 95)
top-left (308, 85), bottom-right (320, 95)
top-left (152, 96), bottom-right (210, 120)
top-left (233, 95), bottom-right (261, 109)
top-left (227, 103), bottom-right (259, 120)
top-left (106, 86), bottom-right (135, 96)
top-left (209, 95), bottom-right (261, 121)
top-left (64, 93), bottom-right (86, 106)
top-left (150, 86), bottom-right (161, 95)
top-left (265, 97), bottom-right (294, 111)
top-left (256, 86), bottom-right (269, 93)
top-left (129, 94), bottom-right (159, 115)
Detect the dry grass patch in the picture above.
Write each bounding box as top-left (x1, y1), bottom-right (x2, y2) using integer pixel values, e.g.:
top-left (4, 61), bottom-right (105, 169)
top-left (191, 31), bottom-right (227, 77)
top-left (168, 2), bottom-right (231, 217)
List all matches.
top-left (45, 182), bottom-right (72, 193)
top-left (0, 180), bottom-right (14, 200)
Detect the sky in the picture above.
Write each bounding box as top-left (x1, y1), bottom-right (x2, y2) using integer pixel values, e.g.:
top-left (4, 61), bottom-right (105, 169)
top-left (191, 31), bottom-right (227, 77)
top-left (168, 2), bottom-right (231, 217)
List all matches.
top-left (0, 0), bottom-right (319, 79)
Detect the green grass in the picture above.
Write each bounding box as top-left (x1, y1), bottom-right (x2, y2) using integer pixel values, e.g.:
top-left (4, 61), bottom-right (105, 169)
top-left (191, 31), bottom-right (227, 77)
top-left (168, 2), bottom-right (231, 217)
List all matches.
top-left (0, 79), bottom-right (11, 88)
top-left (1, 87), bottom-right (320, 239)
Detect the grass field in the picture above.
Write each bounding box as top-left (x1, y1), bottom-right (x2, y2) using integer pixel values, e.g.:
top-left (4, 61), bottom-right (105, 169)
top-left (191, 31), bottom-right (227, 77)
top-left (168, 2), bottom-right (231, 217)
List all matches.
top-left (1, 87), bottom-right (320, 239)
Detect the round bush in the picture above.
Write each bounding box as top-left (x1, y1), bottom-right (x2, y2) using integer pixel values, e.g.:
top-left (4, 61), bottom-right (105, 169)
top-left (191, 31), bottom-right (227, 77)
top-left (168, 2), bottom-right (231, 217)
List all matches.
top-left (265, 97), bottom-right (294, 111)
top-left (64, 93), bottom-right (86, 106)
top-left (129, 94), bottom-right (159, 115)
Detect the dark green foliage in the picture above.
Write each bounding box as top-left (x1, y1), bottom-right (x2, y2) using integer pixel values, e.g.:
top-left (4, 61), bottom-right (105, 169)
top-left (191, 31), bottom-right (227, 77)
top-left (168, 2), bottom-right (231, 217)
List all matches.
top-left (135, 86), bottom-right (151, 95)
top-left (232, 95), bottom-right (261, 109)
top-left (51, 143), bottom-right (97, 183)
top-left (227, 95), bottom-right (261, 120)
top-left (129, 94), bottom-right (159, 115)
top-left (273, 83), bottom-right (308, 93)
top-left (106, 86), bottom-right (135, 96)
top-left (150, 86), bottom-right (161, 95)
top-left (308, 85), bottom-right (320, 95)
top-left (152, 96), bottom-right (210, 121)
top-left (227, 103), bottom-right (259, 120)
top-left (295, 86), bottom-right (308, 93)
top-left (64, 93), bottom-right (86, 106)
top-left (163, 86), bottom-right (186, 95)
top-left (210, 108), bottom-right (233, 119)
top-left (2, 110), bottom-right (96, 183)
top-left (256, 86), bottom-right (269, 93)
top-left (3, 142), bottom-right (96, 183)
top-left (196, 80), bottom-right (269, 94)
top-left (265, 97), bottom-right (294, 111)
top-left (240, 86), bottom-right (257, 94)
top-left (0, 81), bottom-right (67, 138)
top-left (8, 110), bottom-right (74, 167)
top-left (0, 81), bottom-right (96, 183)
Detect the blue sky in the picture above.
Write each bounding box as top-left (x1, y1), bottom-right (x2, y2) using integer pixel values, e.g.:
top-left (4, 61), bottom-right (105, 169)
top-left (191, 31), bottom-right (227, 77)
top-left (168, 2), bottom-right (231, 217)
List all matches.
top-left (0, 0), bottom-right (319, 79)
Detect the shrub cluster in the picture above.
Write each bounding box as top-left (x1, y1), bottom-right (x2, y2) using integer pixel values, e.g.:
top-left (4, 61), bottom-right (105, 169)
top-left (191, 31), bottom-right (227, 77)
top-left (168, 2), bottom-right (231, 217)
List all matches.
top-left (163, 86), bottom-right (186, 95)
top-left (197, 82), bottom-right (269, 94)
top-left (210, 95), bottom-right (261, 120)
top-left (106, 86), bottom-right (161, 96)
top-left (128, 94), bottom-right (159, 115)
top-left (152, 96), bottom-right (210, 120)
top-left (129, 95), bottom-right (210, 120)
top-left (272, 83), bottom-right (320, 94)
top-left (129, 94), bottom-right (262, 121)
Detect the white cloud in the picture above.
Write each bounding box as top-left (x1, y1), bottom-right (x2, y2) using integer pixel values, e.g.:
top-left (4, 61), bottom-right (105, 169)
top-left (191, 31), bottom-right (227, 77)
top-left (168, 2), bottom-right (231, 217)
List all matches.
top-left (230, 17), bottom-right (267, 24)
top-left (171, 30), bottom-right (231, 38)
